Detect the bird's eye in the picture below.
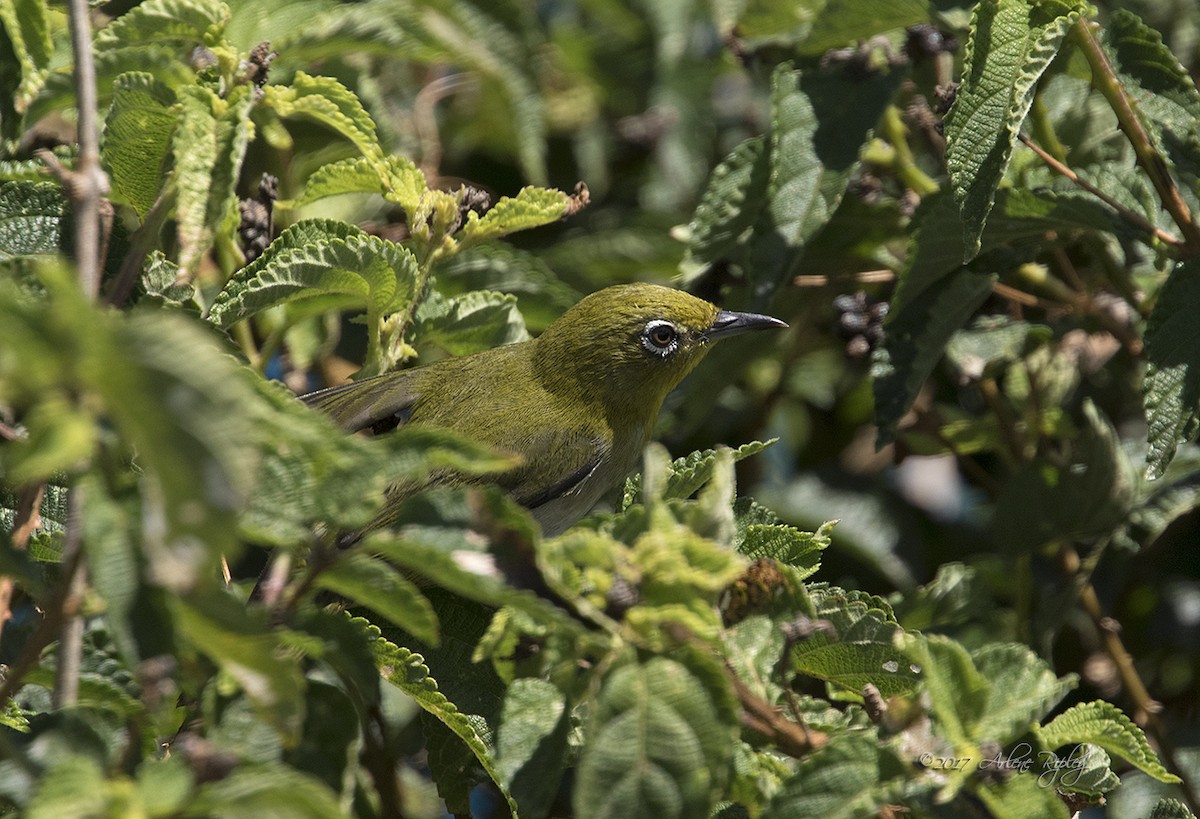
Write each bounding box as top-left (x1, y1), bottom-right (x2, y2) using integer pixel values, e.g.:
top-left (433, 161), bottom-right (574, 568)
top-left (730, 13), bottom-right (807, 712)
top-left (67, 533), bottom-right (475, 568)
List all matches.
top-left (641, 320), bottom-right (680, 356)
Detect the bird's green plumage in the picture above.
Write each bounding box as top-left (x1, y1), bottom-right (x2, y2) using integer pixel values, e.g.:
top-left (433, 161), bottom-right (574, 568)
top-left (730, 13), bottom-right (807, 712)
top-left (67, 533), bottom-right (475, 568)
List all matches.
top-left (304, 283), bottom-right (785, 536)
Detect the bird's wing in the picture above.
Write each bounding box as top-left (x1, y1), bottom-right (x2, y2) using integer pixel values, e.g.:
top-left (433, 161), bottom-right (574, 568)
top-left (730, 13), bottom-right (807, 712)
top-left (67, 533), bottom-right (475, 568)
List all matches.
top-left (302, 372), bottom-right (421, 434)
top-left (501, 429), bottom-right (607, 511)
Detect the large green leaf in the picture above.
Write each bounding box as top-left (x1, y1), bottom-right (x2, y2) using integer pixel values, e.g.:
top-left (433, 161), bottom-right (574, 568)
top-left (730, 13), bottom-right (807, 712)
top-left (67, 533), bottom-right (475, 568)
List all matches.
top-left (762, 733), bottom-right (887, 819)
top-left (172, 85), bottom-right (254, 279)
top-left (992, 400), bottom-right (1137, 550)
top-left (793, 585), bottom-right (919, 698)
top-left (93, 0), bottom-right (231, 51)
top-left (315, 552), bottom-right (439, 645)
top-left (747, 64), bottom-right (893, 300)
top-left (413, 290), bottom-right (530, 356)
top-left (456, 186), bottom-right (570, 249)
top-left (1144, 252), bottom-right (1200, 478)
top-left (282, 154), bottom-right (427, 217)
top-left (679, 136), bottom-right (769, 283)
top-left (1035, 700), bottom-right (1181, 783)
top-left (872, 268), bottom-right (997, 445)
top-left (944, 0), bottom-right (1088, 259)
top-left (262, 72), bottom-right (384, 166)
top-left (360, 618), bottom-right (519, 816)
top-left (102, 73), bottom-right (177, 219)
top-left (185, 765), bottom-right (343, 818)
top-left (495, 678), bottom-right (570, 819)
top-left (574, 657), bottom-right (734, 819)
top-left (208, 219), bottom-right (417, 327)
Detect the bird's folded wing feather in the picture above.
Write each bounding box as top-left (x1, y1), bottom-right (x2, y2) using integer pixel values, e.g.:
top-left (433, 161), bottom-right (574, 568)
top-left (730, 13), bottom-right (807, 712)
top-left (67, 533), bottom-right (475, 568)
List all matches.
top-left (301, 372), bottom-right (421, 434)
top-left (303, 374), bottom-right (608, 514)
top-left (501, 429), bottom-right (606, 511)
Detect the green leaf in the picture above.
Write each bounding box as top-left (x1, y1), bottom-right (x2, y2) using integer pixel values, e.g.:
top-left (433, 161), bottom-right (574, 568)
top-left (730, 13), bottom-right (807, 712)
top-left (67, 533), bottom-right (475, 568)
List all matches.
top-left (413, 289), bottom-right (530, 356)
top-left (736, 518), bottom-right (830, 578)
top-left (262, 72), bottom-right (383, 165)
top-left (93, 0), bottom-right (231, 52)
top-left (186, 765), bottom-right (343, 818)
top-left (172, 85), bottom-right (254, 279)
top-left (316, 552), bottom-right (439, 645)
top-left (139, 250), bottom-right (198, 310)
top-left (1149, 799), bottom-right (1195, 819)
top-left (432, 242), bottom-right (580, 331)
top-left (0, 181), bottom-right (68, 258)
top-left (735, 0), bottom-right (935, 48)
top-left (361, 618), bottom-right (519, 816)
top-left (102, 310), bottom-right (258, 575)
top-left (102, 72), bottom-right (177, 219)
top-left (972, 643), bottom-right (1076, 742)
top-left (680, 136), bottom-right (770, 283)
top-left (992, 400), bottom-right (1137, 550)
top-left (623, 440), bottom-right (775, 509)
top-left (903, 633), bottom-right (990, 749)
top-left (1102, 10), bottom-right (1200, 192)
top-left (746, 63), bottom-right (890, 300)
top-left (575, 656), bottom-right (734, 819)
top-left (871, 268), bottom-right (997, 445)
top-left (282, 156), bottom-right (386, 207)
top-left (0, 0), bottom-right (52, 116)
top-left (1044, 744), bottom-right (1120, 799)
top-left (793, 586), bottom-right (918, 698)
top-left (944, 0), bottom-right (1087, 258)
top-left (24, 755), bottom-right (108, 819)
top-left (975, 769), bottom-right (1070, 819)
top-left (1145, 258), bottom-right (1200, 478)
top-left (457, 186), bottom-right (570, 248)
top-left (1035, 700), bottom-right (1181, 784)
top-left (283, 154), bottom-right (428, 218)
top-left (208, 219), bottom-right (417, 327)
top-left (495, 678), bottom-right (570, 819)
top-left (172, 591), bottom-right (306, 742)
top-left (762, 733), bottom-right (886, 819)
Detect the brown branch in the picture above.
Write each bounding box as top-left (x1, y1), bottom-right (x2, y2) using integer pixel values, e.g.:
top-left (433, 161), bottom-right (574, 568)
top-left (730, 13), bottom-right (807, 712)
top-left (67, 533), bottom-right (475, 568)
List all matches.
top-left (1018, 133), bottom-right (1181, 247)
top-left (1072, 18), bottom-right (1200, 254)
top-left (794, 269), bottom-right (897, 287)
top-left (1060, 544), bottom-right (1200, 815)
top-left (729, 671), bottom-right (827, 758)
top-left (51, 488), bottom-right (87, 708)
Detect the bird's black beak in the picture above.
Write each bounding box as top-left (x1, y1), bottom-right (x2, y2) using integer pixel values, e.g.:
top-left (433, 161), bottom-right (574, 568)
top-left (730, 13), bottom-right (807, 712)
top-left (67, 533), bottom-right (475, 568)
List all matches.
top-left (705, 309), bottom-right (788, 341)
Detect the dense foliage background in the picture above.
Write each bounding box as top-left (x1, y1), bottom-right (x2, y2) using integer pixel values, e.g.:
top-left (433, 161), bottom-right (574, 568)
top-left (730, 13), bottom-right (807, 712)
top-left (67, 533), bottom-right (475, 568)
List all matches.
top-left (3, 0), bottom-right (1200, 816)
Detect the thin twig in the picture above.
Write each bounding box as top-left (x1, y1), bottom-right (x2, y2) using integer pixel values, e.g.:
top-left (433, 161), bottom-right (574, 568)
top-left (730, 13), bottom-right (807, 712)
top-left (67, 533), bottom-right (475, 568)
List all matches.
top-left (794, 270), bottom-right (896, 287)
top-left (1017, 133), bottom-right (1181, 247)
top-left (51, 489), bottom-right (87, 709)
top-left (1060, 544), bottom-right (1200, 814)
top-left (58, 0), bottom-right (110, 296)
top-left (43, 0), bottom-right (108, 710)
top-left (992, 281), bottom-right (1044, 308)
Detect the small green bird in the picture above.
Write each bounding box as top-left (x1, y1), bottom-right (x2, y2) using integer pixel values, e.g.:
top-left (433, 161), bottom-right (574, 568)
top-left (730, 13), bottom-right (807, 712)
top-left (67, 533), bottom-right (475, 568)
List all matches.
top-left (305, 283), bottom-right (786, 537)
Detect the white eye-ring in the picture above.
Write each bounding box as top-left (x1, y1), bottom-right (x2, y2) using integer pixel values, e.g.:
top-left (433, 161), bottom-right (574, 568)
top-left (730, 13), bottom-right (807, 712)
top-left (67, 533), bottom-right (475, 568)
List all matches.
top-left (641, 320), bottom-right (680, 357)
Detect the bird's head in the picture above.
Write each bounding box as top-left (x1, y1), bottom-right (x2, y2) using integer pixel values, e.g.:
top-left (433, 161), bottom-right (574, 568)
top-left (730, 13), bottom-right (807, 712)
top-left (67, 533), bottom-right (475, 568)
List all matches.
top-left (533, 283), bottom-right (786, 419)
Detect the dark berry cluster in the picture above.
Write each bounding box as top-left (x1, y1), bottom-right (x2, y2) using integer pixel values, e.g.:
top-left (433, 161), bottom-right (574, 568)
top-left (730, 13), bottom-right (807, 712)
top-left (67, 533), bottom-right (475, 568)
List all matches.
top-left (237, 174), bottom-right (278, 265)
top-left (904, 24), bottom-right (959, 62)
top-left (833, 291), bottom-right (889, 358)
